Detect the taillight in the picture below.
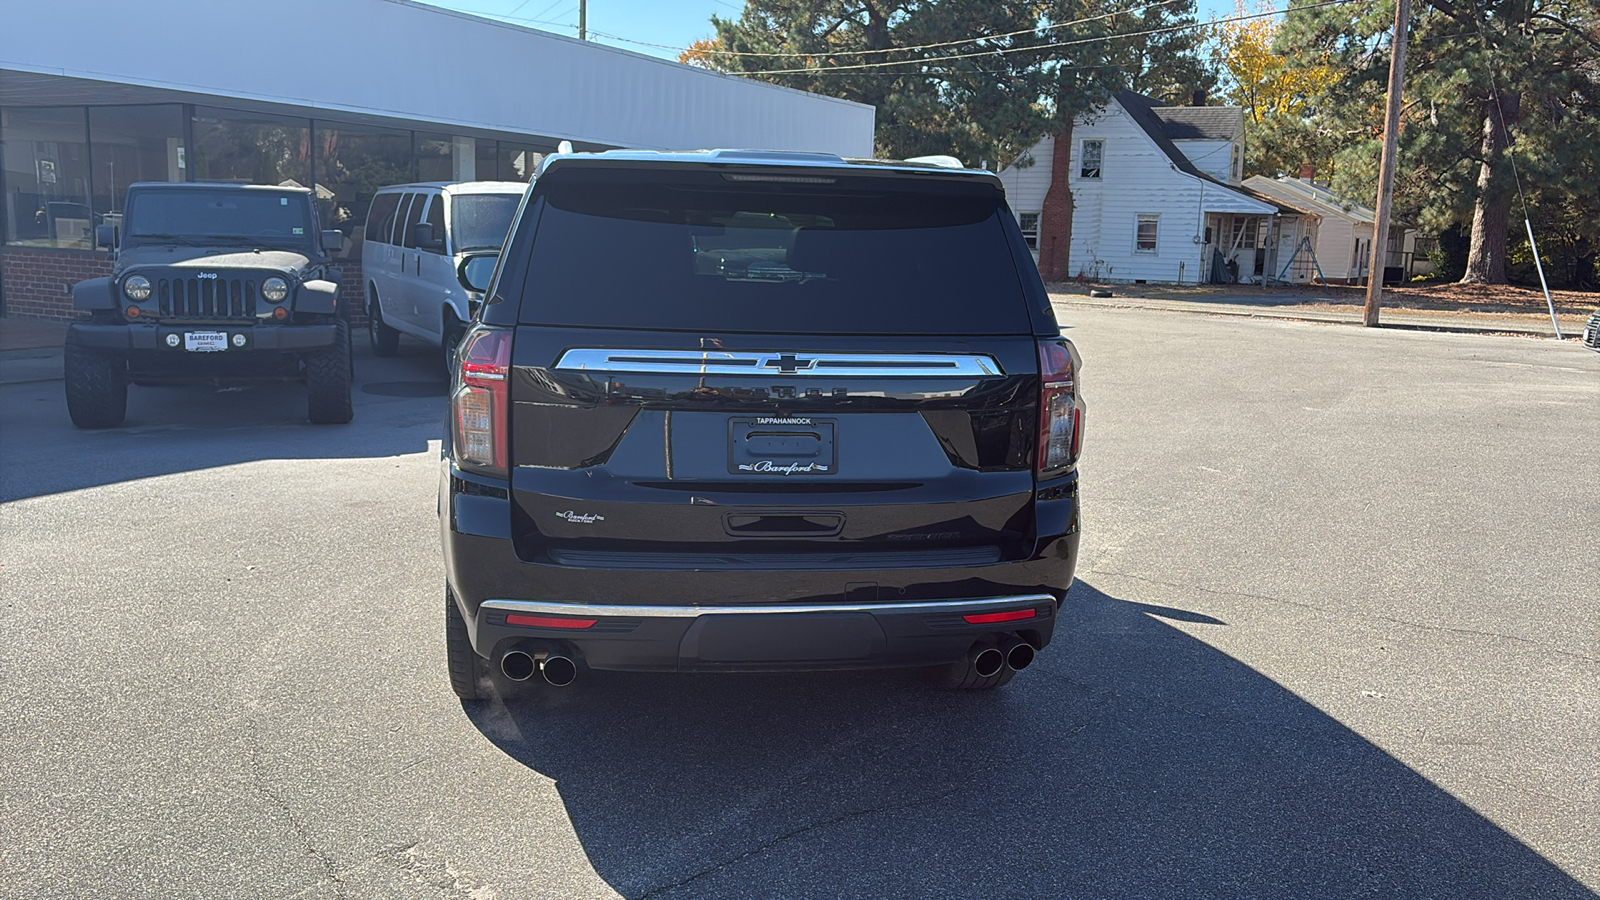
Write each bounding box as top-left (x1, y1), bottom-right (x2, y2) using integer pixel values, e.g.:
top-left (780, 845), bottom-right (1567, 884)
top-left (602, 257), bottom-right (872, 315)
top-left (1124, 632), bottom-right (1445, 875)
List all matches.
top-left (452, 326), bottom-right (512, 477)
top-left (1037, 337), bottom-right (1084, 477)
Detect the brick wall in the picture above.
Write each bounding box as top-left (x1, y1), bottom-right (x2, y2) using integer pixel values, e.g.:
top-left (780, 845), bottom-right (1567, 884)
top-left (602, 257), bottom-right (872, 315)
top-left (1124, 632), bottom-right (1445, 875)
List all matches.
top-left (0, 247), bottom-right (110, 320)
top-left (1, 247), bottom-right (366, 324)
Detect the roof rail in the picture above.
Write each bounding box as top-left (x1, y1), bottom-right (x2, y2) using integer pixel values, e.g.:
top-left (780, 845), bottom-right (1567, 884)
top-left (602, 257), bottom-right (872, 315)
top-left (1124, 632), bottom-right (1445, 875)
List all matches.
top-left (904, 155), bottom-right (964, 169)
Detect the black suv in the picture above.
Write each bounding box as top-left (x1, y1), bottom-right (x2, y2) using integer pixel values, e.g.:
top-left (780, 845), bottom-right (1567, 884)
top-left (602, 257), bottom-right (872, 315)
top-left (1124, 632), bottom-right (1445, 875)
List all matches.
top-left (441, 150), bottom-right (1084, 697)
top-left (65, 183), bottom-right (353, 427)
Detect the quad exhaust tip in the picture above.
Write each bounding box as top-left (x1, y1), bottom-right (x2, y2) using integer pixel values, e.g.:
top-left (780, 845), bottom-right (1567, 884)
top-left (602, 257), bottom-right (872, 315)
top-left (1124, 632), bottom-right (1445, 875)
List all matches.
top-left (500, 649), bottom-right (537, 682)
top-left (540, 655), bottom-right (577, 687)
top-left (971, 644), bottom-right (1005, 679)
top-left (1002, 637), bottom-right (1035, 672)
top-left (500, 649), bottom-right (578, 687)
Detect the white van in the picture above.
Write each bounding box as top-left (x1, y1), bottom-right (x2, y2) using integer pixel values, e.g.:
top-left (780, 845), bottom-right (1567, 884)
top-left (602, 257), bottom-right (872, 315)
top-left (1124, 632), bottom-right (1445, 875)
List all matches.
top-left (361, 181), bottom-right (525, 371)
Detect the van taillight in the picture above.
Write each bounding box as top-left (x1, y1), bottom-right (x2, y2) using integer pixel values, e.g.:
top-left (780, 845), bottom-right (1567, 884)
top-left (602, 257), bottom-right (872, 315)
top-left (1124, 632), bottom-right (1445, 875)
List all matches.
top-left (452, 327), bottom-right (512, 477)
top-left (1037, 337), bottom-right (1084, 477)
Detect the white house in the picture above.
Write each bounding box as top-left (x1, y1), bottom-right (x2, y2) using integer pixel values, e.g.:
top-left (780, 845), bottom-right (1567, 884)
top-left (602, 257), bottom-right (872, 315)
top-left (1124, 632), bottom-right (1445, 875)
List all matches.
top-left (1244, 176), bottom-right (1426, 282)
top-left (999, 91), bottom-right (1321, 285)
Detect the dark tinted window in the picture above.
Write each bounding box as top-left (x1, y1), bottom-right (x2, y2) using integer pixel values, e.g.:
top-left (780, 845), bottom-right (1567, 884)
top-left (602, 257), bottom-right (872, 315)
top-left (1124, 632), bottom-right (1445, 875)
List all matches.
top-left (517, 170), bottom-right (1030, 335)
top-left (126, 189), bottom-right (313, 247)
top-left (450, 193), bottom-right (520, 251)
top-left (401, 193), bottom-right (428, 249)
top-left (424, 194), bottom-right (446, 253)
top-left (393, 193), bottom-right (417, 247)
top-left (366, 192), bottom-right (401, 245)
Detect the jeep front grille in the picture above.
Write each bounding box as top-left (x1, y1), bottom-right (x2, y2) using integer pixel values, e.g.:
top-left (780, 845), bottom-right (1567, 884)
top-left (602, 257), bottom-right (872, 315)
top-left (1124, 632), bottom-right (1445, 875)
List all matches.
top-left (157, 277), bottom-right (258, 320)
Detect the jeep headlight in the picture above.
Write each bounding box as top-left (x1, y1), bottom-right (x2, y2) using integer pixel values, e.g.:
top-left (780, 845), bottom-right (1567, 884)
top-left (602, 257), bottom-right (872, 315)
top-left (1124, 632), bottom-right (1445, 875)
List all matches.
top-left (123, 275), bottom-right (152, 301)
top-left (261, 277), bottom-right (289, 303)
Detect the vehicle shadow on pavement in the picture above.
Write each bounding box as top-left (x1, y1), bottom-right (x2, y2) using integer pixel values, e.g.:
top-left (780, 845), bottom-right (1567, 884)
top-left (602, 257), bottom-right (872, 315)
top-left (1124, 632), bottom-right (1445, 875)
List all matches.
top-left (0, 344), bottom-right (444, 502)
top-left (465, 580), bottom-right (1592, 899)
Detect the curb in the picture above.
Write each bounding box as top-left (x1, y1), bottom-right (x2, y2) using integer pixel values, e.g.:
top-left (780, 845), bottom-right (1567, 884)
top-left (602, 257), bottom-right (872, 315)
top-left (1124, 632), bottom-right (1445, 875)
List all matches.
top-left (1048, 294), bottom-right (1573, 339)
top-left (0, 349), bottom-right (64, 386)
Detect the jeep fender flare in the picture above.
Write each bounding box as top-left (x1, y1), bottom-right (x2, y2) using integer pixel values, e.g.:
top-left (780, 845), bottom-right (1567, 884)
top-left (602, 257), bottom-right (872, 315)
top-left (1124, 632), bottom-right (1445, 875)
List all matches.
top-left (295, 279), bottom-right (340, 316)
top-left (73, 277), bottom-right (115, 311)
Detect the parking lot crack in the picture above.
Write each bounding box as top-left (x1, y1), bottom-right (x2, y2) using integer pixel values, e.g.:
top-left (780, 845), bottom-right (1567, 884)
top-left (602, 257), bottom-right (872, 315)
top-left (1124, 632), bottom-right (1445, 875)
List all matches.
top-left (636, 786), bottom-right (964, 899)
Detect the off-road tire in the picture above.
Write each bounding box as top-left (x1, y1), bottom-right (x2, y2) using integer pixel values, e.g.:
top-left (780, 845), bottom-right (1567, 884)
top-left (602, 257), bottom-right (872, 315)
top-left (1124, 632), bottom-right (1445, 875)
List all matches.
top-left (368, 288), bottom-right (400, 357)
top-left (63, 334), bottom-right (128, 429)
top-left (446, 587), bottom-right (490, 701)
top-left (306, 320), bottom-right (353, 424)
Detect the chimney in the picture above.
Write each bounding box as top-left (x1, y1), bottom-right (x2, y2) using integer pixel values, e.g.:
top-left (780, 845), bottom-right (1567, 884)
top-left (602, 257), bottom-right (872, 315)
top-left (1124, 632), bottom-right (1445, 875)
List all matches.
top-left (1299, 163), bottom-right (1315, 182)
top-left (1191, 89), bottom-right (1207, 107)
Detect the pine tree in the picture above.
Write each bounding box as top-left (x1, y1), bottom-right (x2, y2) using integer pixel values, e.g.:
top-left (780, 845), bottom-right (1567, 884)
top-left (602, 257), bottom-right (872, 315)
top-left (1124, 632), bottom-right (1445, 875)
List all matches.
top-left (1281, 0), bottom-right (1600, 284)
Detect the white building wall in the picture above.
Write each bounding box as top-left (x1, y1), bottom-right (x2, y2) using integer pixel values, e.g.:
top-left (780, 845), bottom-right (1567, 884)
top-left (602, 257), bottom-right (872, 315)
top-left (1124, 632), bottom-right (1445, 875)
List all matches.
top-left (1056, 105), bottom-right (1268, 283)
top-left (995, 136), bottom-right (1055, 218)
top-left (1172, 139), bottom-right (1235, 183)
top-left (0, 0), bottom-right (875, 156)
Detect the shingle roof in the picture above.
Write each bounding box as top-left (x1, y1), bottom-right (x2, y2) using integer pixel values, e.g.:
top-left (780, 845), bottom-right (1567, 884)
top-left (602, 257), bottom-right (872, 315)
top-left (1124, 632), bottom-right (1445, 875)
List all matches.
top-left (1152, 106), bottom-right (1242, 141)
top-left (1114, 90), bottom-right (1208, 180)
top-left (1114, 91), bottom-right (1309, 218)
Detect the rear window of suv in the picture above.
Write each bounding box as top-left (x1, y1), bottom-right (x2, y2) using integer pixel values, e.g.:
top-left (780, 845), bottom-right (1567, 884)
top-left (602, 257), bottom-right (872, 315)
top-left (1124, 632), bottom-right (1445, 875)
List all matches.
top-left (516, 168), bottom-right (1032, 335)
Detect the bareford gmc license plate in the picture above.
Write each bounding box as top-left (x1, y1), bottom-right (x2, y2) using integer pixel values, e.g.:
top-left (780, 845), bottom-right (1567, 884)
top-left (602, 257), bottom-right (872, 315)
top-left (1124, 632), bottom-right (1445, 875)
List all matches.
top-left (184, 331), bottom-right (228, 352)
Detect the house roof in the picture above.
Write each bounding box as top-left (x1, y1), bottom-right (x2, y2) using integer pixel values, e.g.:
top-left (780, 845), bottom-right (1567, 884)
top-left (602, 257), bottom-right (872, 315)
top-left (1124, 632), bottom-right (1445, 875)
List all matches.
top-left (1152, 106), bottom-right (1241, 141)
top-left (1114, 91), bottom-right (1300, 216)
top-left (1244, 176), bottom-right (1379, 225)
top-left (1115, 90), bottom-right (1210, 180)
top-left (1233, 183), bottom-right (1321, 218)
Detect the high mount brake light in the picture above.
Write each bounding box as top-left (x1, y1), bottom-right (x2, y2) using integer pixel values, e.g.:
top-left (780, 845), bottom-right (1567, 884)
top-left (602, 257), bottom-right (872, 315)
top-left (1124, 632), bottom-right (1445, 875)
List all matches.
top-left (1037, 338), bottom-right (1084, 476)
top-left (452, 327), bottom-right (512, 477)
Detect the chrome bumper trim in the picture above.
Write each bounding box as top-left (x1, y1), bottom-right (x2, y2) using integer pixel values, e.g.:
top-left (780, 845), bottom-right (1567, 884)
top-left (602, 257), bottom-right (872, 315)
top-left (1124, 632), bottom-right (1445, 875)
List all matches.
top-left (480, 593), bottom-right (1055, 619)
top-left (551, 348), bottom-right (1004, 378)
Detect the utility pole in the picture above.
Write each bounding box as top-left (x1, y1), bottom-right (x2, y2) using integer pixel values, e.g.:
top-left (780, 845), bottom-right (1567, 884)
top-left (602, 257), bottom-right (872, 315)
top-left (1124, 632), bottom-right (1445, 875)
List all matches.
top-left (1364, 0), bottom-right (1411, 327)
top-left (578, 0), bottom-right (586, 40)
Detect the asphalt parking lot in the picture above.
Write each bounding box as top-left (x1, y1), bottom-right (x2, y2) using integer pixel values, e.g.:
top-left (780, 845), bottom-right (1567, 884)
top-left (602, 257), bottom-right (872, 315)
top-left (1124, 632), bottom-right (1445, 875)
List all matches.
top-left (1, 310), bottom-right (1596, 899)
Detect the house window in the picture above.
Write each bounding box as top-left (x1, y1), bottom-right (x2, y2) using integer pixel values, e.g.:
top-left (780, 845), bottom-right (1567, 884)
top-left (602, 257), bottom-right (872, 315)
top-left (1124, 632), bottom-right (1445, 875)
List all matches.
top-left (1136, 214), bottom-right (1159, 252)
top-left (1018, 212), bottom-right (1039, 250)
top-left (1232, 144), bottom-right (1241, 180)
top-left (1079, 140), bottom-right (1103, 179)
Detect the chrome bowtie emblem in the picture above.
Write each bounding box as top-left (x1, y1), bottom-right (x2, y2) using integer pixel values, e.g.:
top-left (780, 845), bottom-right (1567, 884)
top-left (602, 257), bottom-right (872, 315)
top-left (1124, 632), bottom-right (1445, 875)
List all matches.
top-left (762, 353), bottom-right (816, 374)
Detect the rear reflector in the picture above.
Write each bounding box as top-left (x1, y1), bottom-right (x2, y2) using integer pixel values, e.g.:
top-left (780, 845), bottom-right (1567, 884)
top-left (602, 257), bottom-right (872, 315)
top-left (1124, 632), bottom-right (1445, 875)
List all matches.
top-left (506, 614), bottom-right (598, 629)
top-left (962, 608), bottom-right (1037, 625)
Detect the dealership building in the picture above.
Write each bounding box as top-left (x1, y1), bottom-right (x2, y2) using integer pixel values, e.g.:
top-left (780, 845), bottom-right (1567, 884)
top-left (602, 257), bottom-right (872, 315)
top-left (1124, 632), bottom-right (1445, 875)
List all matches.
top-left (0, 0), bottom-right (875, 319)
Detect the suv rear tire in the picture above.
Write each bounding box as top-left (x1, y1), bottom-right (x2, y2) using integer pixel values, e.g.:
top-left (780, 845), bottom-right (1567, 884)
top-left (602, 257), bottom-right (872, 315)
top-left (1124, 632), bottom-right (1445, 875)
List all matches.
top-left (64, 334), bottom-right (128, 429)
top-left (446, 587), bottom-right (489, 700)
top-left (306, 320), bottom-right (353, 424)
top-left (368, 289), bottom-right (400, 357)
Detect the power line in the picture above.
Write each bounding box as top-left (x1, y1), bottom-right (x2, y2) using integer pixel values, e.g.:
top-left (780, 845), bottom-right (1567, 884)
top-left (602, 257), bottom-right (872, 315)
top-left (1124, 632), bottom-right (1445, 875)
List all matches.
top-left (710, 0), bottom-right (1359, 76)
top-left (600, 0), bottom-right (1194, 58)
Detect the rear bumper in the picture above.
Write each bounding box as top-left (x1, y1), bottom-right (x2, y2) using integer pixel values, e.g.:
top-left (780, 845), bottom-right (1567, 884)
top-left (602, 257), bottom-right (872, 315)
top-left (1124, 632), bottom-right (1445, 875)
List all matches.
top-left (442, 464), bottom-right (1079, 673)
top-left (475, 595), bottom-right (1058, 672)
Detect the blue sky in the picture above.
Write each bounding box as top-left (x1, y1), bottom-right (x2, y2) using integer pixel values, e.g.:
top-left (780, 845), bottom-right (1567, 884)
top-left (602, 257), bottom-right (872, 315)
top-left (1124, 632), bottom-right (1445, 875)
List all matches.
top-left (426, 0), bottom-right (1240, 63)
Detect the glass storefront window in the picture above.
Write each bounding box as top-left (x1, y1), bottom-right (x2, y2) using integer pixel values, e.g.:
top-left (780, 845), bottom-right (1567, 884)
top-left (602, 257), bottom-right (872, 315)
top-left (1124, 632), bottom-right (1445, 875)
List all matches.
top-left (2, 107), bottom-right (93, 248)
top-left (89, 105), bottom-right (185, 223)
top-left (498, 141), bottom-right (549, 183)
top-left (475, 139), bottom-right (499, 181)
top-left (315, 121), bottom-right (411, 256)
top-left (191, 107), bottom-right (311, 189)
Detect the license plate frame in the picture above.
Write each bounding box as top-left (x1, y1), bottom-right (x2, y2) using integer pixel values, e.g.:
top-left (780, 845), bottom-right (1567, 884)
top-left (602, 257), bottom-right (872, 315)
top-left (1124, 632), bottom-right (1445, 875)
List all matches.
top-left (728, 416), bottom-right (837, 476)
top-left (184, 331), bottom-right (229, 353)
